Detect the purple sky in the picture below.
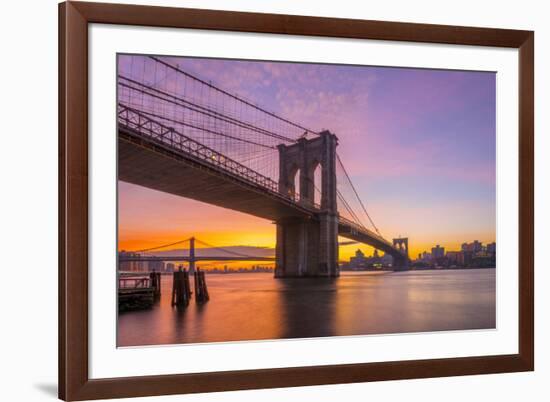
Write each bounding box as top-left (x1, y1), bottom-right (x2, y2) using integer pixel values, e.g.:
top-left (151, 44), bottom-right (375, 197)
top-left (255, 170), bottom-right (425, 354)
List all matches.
top-left (119, 55), bottom-right (496, 257)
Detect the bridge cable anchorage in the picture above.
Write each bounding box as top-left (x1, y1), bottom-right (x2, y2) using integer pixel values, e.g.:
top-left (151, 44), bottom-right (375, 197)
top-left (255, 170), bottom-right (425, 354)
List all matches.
top-left (148, 56), bottom-right (320, 137)
top-left (336, 153), bottom-right (382, 236)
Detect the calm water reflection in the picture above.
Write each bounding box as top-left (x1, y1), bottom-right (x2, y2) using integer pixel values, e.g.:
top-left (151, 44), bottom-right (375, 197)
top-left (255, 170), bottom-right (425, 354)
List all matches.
top-left (117, 269), bottom-right (496, 347)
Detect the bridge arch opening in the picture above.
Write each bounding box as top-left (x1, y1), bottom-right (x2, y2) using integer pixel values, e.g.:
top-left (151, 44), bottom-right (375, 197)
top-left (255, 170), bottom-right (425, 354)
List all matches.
top-left (292, 167), bottom-right (301, 202)
top-left (312, 162), bottom-right (322, 207)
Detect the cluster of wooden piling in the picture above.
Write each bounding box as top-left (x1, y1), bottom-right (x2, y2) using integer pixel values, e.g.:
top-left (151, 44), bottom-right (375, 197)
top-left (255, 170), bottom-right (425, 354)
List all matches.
top-left (171, 266), bottom-right (210, 307)
top-left (119, 266), bottom-right (211, 311)
top-left (194, 268), bottom-right (210, 304)
top-left (171, 267), bottom-right (192, 307)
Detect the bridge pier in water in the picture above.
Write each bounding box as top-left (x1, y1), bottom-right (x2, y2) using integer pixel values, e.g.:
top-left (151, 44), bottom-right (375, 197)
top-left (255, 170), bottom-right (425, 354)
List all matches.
top-left (275, 131), bottom-right (339, 278)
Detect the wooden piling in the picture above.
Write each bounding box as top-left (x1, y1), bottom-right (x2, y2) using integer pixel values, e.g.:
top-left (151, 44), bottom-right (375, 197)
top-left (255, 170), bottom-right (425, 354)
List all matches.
top-left (194, 268), bottom-right (210, 303)
top-left (156, 271), bottom-right (161, 296)
top-left (202, 272), bottom-right (210, 301)
top-left (171, 266), bottom-right (191, 307)
top-left (183, 269), bottom-right (191, 301)
top-left (150, 271), bottom-right (161, 298)
top-left (194, 270), bottom-right (201, 303)
top-left (170, 269), bottom-right (178, 306)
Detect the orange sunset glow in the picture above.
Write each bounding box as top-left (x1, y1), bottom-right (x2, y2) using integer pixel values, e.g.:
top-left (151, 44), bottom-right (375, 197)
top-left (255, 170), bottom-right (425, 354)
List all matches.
top-left (118, 181), bottom-right (495, 264)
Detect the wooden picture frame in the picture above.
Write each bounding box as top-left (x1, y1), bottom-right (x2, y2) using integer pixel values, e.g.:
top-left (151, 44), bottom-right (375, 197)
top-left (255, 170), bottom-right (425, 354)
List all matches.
top-left (59, 1), bottom-right (534, 400)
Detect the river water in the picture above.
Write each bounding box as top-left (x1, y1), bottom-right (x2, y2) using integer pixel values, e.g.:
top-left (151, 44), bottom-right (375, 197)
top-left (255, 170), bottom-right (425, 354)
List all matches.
top-left (117, 268), bottom-right (496, 347)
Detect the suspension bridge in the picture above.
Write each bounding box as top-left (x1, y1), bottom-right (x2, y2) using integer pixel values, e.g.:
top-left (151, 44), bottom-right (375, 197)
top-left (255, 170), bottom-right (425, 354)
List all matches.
top-left (119, 236), bottom-right (275, 265)
top-left (117, 55), bottom-right (409, 277)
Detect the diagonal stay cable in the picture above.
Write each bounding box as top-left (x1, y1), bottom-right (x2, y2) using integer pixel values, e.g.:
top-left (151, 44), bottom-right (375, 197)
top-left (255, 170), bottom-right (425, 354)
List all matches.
top-left (134, 107), bottom-right (275, 150)
top-left (149, 56), bottom-right (320, 136)
top-left (118, 76), bottom-right (293, 143)
top-left (336, 153), bottom-right (381, 236)
top-left (301, 172), bottom-right (366, 228)
top-left (337, 190), bottom-right (366, 229)
top-left (118, 103), bottom-right (281, 192)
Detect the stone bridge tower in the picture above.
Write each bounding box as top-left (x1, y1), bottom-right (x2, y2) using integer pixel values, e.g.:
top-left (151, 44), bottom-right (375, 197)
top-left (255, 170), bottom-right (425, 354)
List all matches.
top-left (392, 237), bottom-right (409, 271)
top-left (275, 130), bottom-right (339, 277)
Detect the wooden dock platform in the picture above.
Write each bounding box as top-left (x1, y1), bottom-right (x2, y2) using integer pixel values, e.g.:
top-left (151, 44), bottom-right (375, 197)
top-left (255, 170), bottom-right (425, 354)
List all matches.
top-left (118, 272), bottom-right (160, 311)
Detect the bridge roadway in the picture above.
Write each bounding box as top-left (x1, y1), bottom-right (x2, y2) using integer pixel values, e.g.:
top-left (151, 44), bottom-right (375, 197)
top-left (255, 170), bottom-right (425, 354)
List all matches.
top-left (118, 105), bottom-right (405, 261)
top-left (118, 112), bottom-right (315, 222)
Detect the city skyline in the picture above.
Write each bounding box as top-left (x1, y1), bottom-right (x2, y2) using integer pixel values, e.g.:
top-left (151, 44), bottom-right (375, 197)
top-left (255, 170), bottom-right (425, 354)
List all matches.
top-left (118, 235), bottom-right (496, 270)
top-left (119, 235), bottom-right (495, 259)
top-left (118, 56), bottom-right (496, 261)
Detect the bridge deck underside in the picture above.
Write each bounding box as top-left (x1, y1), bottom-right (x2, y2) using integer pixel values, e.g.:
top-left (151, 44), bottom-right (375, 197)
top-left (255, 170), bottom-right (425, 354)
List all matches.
top-left (118, 132), bottom-right (315, 222)
top-left (338, 223), bottom-right (401, 257)
top-left (119, 129), bottom-right (405, 260)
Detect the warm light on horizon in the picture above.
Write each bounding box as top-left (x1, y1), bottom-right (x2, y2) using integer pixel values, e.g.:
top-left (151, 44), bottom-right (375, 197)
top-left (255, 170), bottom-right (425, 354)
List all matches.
top-left (119, 181), bottom-right (495, 265)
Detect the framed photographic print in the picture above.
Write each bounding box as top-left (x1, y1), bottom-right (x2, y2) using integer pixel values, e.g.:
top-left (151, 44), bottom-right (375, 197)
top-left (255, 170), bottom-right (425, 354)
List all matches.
top-left (59, 1), bottom-right (534, 400)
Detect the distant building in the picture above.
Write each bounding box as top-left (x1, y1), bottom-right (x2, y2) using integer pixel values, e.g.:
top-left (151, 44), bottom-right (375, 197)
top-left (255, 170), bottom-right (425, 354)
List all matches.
top-left (413, 240), bottom-right (496, 269)
top-left (343, 249), bottom-right (389, 270)
top-left (118, 251), bottom-right (146, 272)
top-left (431, 245), bottom-right (445, 259)
top-left (457, 251), bottom-right (466, 266)
top-left (421, 251), bottom-right (432, 261)
top-left (148, 260), bottom-right (163, 272)
top-left (462, 240), bottom-right (482, 253)
top-left (380, 252), bottom-right (393, 266)
top-left (446, 251), bottom-right (461, 265)
top-left (349, 249), bottom-right (367, 270)
top-left (486, 242), bottom-right (496, 256)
